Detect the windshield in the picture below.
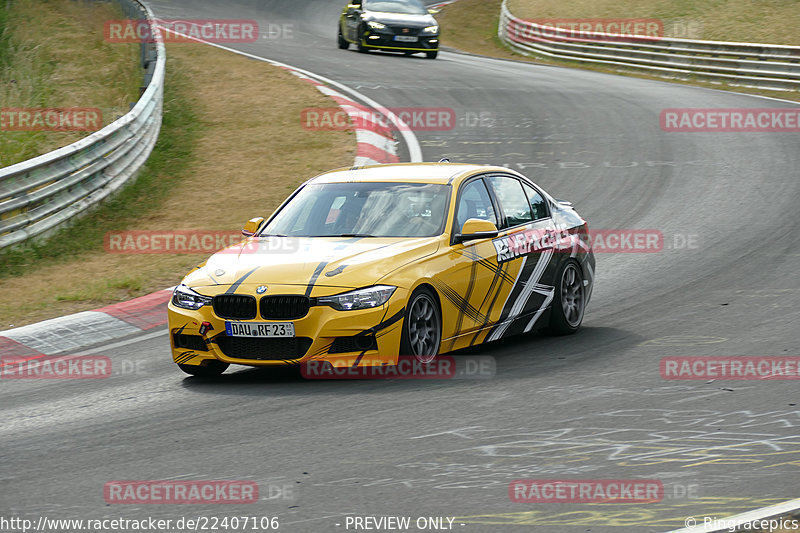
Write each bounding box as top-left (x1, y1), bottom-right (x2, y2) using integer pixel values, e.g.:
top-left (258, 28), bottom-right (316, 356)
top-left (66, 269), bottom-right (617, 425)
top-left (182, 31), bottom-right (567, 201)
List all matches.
top-left (364, 0), bottom-right (429, 15)
top-left (262, 182), bottom-right (449, 238)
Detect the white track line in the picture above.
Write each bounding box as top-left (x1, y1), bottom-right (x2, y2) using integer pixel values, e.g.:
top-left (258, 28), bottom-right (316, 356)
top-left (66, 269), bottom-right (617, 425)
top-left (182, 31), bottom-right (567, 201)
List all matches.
top-left (152, 21), bottom-right (422, 162)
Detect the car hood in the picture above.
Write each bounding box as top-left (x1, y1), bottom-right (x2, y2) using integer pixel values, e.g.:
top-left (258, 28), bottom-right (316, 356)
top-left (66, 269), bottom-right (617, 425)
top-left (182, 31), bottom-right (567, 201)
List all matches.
top-left (363, 11), bottom-right (436, 28)
top-left (182, 236), bottom-right (440, 291)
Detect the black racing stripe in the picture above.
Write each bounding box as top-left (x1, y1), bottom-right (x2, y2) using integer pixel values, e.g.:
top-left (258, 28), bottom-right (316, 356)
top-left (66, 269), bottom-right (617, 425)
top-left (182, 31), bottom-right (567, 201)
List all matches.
top-left (454, 259), bottom-right (478, 335)
top-left (204, 269), bottom-right (220, 285)
top-left (454, 248), bottom-right (516, 285)
top-left (430, 279), bottom-right (486, 324)
top-left (375, 322), bottom-right (401, 339)
top-left (225, 267), bottom-right (260, 294)
top-left (314, 341), bottom-right (335, 358)
top-left (490, 253), bottom-right (556, 341)
top-left (374, 307), bottom-right (404, 332)
top-left (352, 351), bottom-right (368, 367)
top-left (175, 351), bottom-right (196, 364)
top-left (494, 257), bottom-right (536, 325)
top-left (305, 261), bottom-right (329, 297)
top-left (471, 261), bottom-right (510, 346)
top-left (207, 330), bottom-right (227, 345)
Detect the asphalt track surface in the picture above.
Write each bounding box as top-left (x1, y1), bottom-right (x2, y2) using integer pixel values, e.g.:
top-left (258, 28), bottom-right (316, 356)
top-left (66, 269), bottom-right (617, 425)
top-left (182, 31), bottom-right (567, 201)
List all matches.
top-left (2, 1), bottom-right (800, 532)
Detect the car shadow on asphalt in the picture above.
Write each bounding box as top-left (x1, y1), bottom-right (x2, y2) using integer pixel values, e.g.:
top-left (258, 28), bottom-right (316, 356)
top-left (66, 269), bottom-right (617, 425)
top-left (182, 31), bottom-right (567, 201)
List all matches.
top-left (178, 325), bottom-right (643, 396)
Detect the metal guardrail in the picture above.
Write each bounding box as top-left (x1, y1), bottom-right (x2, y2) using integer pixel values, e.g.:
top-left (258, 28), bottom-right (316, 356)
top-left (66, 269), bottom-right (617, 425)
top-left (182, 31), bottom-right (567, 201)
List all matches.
top-left (0, 0), bottom-right (165, 250)
top-left (498, 0), bottom-right (800, 92)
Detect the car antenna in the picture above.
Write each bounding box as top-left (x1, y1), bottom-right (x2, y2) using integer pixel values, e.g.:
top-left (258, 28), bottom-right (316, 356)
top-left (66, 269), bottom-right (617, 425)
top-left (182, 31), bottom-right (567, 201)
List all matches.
top-left (437, 158), bottom-right (450, 163)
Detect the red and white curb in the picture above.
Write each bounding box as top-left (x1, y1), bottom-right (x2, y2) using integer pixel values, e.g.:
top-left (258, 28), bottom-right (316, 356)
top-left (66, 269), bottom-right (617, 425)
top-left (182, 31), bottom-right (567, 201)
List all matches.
top-left (0, 289), bottom-right (173, 360)
top-left (284, 71), bottom-right (399, 165)
top-left (157, 23), bottom-right (420, 165)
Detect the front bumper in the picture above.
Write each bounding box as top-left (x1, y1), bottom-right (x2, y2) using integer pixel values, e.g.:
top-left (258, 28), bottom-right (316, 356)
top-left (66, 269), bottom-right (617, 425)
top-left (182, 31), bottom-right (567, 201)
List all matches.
top-left (362, 30), bottom-right (439, 52)
top-left (168, 284), bottom-right (407, 369)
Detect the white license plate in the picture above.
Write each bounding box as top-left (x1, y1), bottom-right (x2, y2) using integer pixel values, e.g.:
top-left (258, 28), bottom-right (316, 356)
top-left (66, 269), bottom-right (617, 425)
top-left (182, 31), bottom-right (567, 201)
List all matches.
top-left (394, 35), bottom-right (418, 42)
top-left (225, 321), bottom-right (295, 338)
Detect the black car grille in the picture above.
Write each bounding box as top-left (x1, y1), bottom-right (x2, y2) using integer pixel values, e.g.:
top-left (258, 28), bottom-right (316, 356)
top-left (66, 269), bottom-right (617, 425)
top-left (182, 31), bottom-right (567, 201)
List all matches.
top-left (213, 294), bottom-right (257, 320)
top-left (173, 333), bottom-right (208, 352)
top-left (329, 334), bottom-right (378, 354)
top-left (260, 295), bottom-right (310, 320)
top-left (388, 26), bottom-right (421, 36)
top-left (215, 336), bottom-right (313, 360)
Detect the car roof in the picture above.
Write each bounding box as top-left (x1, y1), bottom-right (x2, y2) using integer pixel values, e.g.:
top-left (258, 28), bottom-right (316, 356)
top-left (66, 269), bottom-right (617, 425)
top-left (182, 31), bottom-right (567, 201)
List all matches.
top-left (309, 163), bottom-right (512, 185)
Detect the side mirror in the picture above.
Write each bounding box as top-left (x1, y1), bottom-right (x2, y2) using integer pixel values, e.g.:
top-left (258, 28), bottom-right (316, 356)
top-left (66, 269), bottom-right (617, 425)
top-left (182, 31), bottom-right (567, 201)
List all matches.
top-left (351, 0), bottom-right (362, 7)
top-left (453, 218), bottom-right (499, 244)
top-left (241, 217), bottom-right (265, 237)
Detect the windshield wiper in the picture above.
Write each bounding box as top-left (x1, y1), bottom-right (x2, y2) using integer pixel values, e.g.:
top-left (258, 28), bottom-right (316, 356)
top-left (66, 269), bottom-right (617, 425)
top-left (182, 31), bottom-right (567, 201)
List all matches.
top-left (335, 233), bottom-right (375, 238)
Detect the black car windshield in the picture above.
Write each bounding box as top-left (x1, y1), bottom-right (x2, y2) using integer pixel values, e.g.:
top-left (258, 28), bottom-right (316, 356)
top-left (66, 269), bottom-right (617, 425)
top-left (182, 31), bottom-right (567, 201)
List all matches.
top-left (261, 182), bottom-right (449, 238)
top-left (364, 0), bottom-right (429, 15)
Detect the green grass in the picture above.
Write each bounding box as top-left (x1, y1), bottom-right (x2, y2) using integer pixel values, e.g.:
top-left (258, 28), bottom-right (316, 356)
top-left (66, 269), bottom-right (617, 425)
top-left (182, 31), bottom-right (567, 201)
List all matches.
top-left (54, 274), bottom-right (147, 302)
top-left (0, 0), bottom-right (140, 167)
top-left (0, 61), bottom-right (200, 278)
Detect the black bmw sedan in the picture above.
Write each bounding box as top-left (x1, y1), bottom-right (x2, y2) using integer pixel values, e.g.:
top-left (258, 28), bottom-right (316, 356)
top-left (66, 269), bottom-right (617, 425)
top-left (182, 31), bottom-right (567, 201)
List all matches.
top-left (338, 0), bottom-right (440, 59)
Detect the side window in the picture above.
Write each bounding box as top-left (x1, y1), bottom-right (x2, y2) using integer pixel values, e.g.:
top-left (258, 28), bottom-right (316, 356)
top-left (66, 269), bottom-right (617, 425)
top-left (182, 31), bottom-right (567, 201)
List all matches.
top-left (522, 181), bottom-right (548, 220)
top-left (487, 176), bottom-right (533, 229)
top-left (455, 179), bottom-right (497, 231)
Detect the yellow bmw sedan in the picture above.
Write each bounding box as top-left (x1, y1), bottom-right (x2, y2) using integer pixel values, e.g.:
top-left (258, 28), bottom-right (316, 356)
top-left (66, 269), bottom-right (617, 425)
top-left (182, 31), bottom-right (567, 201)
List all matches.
top-left (168, 163), bottom-right (595, 376)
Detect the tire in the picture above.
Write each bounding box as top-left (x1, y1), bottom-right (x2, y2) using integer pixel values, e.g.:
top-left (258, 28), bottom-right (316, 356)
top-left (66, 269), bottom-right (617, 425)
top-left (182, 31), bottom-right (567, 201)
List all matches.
top-left (337, 27), bottom-right (349, 49)
top-left (426, 50), bottom-right (438, 59)
top-left (356, 27), bottom-right (369, 53)
top-left (400, 288), bottom-right (442, 363)
top-left (545, 260), bottom-right (586, 335)
top-left (178, 360), bottom-right (229, 377)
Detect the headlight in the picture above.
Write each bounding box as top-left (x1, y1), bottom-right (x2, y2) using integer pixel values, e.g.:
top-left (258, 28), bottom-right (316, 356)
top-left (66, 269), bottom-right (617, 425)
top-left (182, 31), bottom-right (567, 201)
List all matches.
top-left (367, 21), bottom-right (386, 30)
top-left (172, 284), bottom-right (212, 310)
top-left (422, 25), bottom-right (439, 34)
top-left (318, 285), bottom-right (396, 311)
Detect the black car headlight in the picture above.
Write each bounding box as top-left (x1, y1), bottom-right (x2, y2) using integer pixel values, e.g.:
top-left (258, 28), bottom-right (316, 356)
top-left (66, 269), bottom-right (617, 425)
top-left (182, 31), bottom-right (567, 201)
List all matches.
top-left (318, 285), bottom-right (396, 311)
top-left (172, 284), bottom-right (212, 310)
top-left (421, 25), bottom-right (439, 34)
